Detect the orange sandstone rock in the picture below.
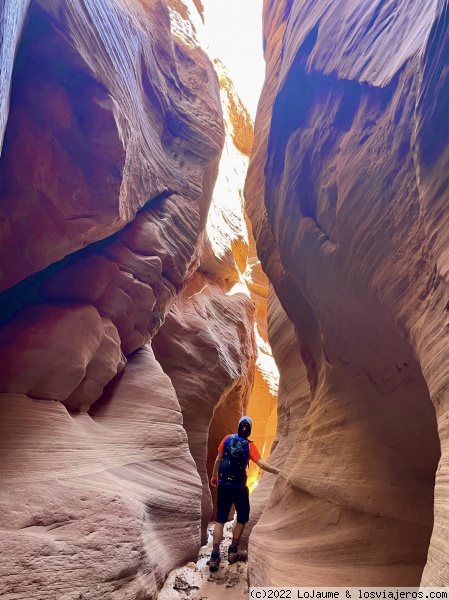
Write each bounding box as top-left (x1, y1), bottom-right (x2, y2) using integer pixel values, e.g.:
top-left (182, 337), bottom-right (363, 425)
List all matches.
top-left (0, 0), bottom-right (223, 293)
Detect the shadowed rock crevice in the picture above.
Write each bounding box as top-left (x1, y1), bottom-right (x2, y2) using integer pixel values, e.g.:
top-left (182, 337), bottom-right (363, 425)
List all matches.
top-left (0, 189), bottom-right (173, 327)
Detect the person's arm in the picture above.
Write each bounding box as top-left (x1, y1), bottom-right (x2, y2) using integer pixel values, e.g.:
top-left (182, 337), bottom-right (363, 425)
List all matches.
top-left (250, 442), bottom-right (280, 475)
top-left (255, 458), bottom-right (280, 475)
top-left (210, 451), bottom-right (223, 486)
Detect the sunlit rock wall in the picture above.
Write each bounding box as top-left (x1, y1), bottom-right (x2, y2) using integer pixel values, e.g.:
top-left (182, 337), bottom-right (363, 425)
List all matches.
top-left (209, 60), bottom-right (279, 491)
top-left (152, 57), bottom-right (278, 538)
top-left (246, 0), bottom-right (448, 588)
top-left (152, 272), bottom-right (257, 542)
top-left (241, 287), bottom-right (310, 551)
top-left (244, 217), bottom-right (279, 492)
top-left (0, 0), bottom-right (225, 597)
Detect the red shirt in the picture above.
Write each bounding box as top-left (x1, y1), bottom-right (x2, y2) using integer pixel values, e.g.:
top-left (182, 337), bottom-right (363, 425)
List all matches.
top-left (218, 435), bottom-right (262, 462)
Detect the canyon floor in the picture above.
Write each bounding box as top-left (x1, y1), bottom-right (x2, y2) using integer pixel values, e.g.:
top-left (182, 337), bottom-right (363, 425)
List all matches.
top-left (158, 522), bottom-right (248, 600)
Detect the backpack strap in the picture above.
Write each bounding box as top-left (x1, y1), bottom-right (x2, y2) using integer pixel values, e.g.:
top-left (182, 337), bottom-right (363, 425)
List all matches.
top-left (224, 434), bottom-right (251, 450)
top-left (223, 434), bottom-right (234, 454)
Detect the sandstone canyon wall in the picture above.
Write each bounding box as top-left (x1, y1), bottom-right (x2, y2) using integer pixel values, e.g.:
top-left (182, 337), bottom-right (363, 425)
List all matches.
top-left (0, 0), bottom-right (274, 597)
top-left (152, 56), bottom-right (278, 537)
top-left (241, 286), bottom-right (311, 551)
top-left (246, 0), bottom-right (449, 588)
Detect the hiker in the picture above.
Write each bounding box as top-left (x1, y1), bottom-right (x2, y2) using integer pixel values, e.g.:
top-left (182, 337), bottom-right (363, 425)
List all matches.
top-left (208, 415), bottom-right (280, 571)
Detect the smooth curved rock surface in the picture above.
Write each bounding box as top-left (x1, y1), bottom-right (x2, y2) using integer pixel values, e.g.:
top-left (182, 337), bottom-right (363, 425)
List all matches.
top-left (152, 272), bottom-right (257, 541)
top-left (246, 0), bottom-right (446, 587)
top-left (0, 303), bottom-right (124, 410)
top-left (0, 346), bottom-right (201, 599)
top-left (0, 0), bottom-right (223, 293)
top-left (0, 0), bottom-right (225, 597)
top-left (242, 287), bottom-right (310, 550)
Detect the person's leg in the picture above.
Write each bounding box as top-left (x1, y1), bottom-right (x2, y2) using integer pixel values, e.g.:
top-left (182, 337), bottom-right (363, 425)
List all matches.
top-left (212, 522), bottom-right (224, 553)
top-left (228, 486), bottom-right (249, 563)
top-left (209, 521), bottom-right (224, 571)
top-left (210, 486), bottom-right (233, 571)
top-left (230, 521), bottom-right (245, 547)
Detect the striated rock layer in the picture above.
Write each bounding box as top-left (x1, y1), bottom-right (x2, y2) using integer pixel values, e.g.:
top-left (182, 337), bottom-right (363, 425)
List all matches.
top-left (0, 0), bottom-right (228, 597)
top-left (0, 346), bottom-right (201, 599)
top-left (151, 52), bottom-right (279, 542)
top-left (246, 0), bottom-right (448, 588)
top-left (241, 287), bottom-right (310, 551)
top-left (0, 0), bottom-right (223, 293)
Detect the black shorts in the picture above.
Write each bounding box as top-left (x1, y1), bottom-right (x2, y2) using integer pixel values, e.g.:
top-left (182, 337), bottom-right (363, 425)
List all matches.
top-left (216, 485), bottom-right (250, 524)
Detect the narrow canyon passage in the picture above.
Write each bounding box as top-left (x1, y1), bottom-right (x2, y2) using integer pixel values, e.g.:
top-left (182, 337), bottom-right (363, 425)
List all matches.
top-left (2, 0), bottom-right (449, 598)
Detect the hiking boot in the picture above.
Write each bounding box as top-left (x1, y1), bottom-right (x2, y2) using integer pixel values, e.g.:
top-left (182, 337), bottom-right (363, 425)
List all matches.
top-left (228, 548), bottom-right (247, 564)
top-left (208, 551), bottom-right (220, 572)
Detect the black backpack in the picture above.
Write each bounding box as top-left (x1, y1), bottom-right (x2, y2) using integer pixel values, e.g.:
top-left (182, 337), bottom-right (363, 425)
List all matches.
top-left (219, 434), bottom-right (250, 485)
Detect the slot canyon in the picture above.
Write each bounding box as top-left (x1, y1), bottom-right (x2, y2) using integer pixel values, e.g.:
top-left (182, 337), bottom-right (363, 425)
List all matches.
top-left (1, 0), bottom-right (449, 598)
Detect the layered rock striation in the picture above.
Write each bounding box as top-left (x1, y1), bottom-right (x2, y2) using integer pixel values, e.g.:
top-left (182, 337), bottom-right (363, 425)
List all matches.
top-left (0, 0), bottom-right (233, 597)
top-left (242, 287), bottom-right (311, 551)
top-left (152, 56), bottom-right (278, 539)
top-left (0, 0), bottom-right (226, 290)
top-left (0, 347), bottom-right (202, 599)
top-left (246, 0), bottom-right (449, 587)
top-left (0, 0), bottom-right (281, 595)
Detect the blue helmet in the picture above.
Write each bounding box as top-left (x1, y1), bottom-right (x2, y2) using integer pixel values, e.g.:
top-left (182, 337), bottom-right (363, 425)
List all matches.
top-left (238, 416), bottom-right (252, 438)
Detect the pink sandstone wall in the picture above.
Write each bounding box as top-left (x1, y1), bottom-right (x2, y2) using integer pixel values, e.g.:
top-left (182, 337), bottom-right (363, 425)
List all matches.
top-left (245, 0), bottom-right (448, 588)
top-left (0, 0), bottom-right (278, 595)
top-left (0, 0), bottom-right (226, 596)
